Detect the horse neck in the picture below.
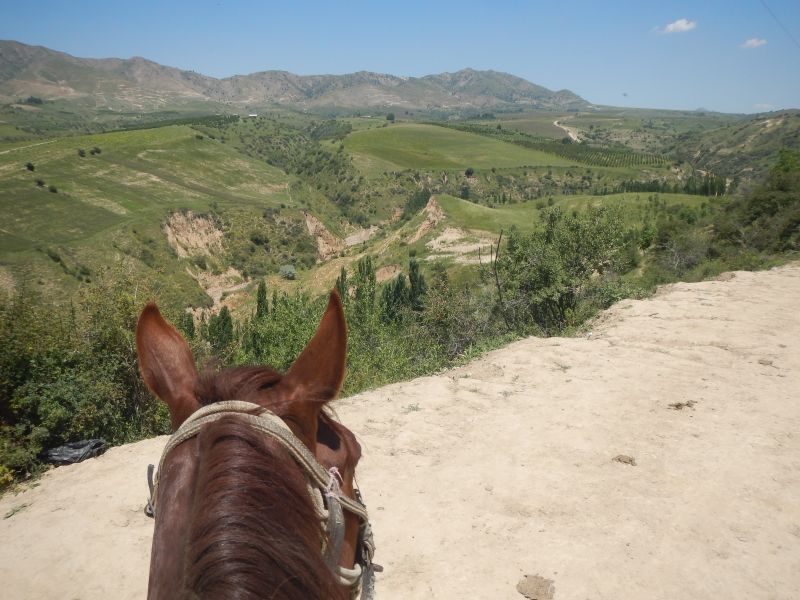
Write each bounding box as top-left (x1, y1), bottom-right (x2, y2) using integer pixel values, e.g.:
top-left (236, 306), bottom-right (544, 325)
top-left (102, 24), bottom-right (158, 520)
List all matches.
top-left (148, 416), bottom-right (347, 600)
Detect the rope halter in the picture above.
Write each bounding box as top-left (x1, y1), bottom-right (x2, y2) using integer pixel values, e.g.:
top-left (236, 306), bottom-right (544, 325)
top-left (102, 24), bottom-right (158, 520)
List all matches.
top-left (145, 400), bottom-right (379, 599)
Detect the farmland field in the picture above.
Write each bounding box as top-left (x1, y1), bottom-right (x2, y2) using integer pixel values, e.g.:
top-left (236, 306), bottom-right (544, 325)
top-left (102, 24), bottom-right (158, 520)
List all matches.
top-left (0, 125), bottom-right (306, 303)
top-left (494, 114), bottom-right (568, 138)
top-left (343, 123), bottom-right (577, 174)
top-left (436, 191), bottom-right (710, 233)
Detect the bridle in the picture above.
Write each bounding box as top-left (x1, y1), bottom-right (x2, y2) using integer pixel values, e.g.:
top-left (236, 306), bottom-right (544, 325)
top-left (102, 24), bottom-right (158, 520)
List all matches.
top-left (145, 400), bottom-right (379, 599)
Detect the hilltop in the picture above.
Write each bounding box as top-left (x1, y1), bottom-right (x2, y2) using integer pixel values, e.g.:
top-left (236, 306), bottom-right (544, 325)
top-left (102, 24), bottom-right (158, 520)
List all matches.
top-left (0, 40), bottom-right (588, 113)
top-left (2, 263), bottom-right (799, 599)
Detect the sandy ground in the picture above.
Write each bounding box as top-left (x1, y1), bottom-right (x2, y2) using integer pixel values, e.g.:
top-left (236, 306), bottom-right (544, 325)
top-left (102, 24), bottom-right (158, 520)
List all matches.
top-left (2, 264), bottom-right (800, 599)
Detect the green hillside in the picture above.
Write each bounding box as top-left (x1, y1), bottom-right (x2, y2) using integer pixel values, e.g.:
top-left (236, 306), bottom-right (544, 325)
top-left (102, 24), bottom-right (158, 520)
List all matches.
top-left (0, 125), bottom-right (315, 304)
top-left (436, 192), bottom-right (710, 233)
top-left (672, 110), bottom-right (800, 178)
top-left (344, 123), bottom-right (576, 174)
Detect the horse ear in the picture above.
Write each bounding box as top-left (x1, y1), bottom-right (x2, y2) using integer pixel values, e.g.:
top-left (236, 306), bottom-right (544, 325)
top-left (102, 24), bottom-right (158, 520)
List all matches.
top-left (278, 291), bottom-right (347, 432)
top-left (136, 303), bottom-right (200, 430)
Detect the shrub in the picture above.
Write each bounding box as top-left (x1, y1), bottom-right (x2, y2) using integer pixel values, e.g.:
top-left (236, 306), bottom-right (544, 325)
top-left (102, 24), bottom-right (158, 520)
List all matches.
top-left (78, 148), bottom-right (86, 158)
top-left (0, 272), bottom-right (171, 486)
top-left (279, 264), bottom-right (296, 280)
top-left (25, 162), bottom-right (34, 171)
top-left (48, 185), bottom-right (57, 193)
top-left (496, 206), bottom-right (628, 333)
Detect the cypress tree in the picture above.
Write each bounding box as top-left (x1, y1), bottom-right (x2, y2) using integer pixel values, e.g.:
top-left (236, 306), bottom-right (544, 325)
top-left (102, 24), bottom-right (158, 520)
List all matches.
top-left (408, 259), bottom-right (427, 311)
top-left (335, 266), bottom-right (348, 303)
top-left (380, 273), bottom-right (409, 323)
top-left (353, 256), bottom-right (376, 320)
top-left (180, 311), bottom-right (195, 338)
top-left (255, 280), bottom-right (268, 319)
top-left (208, 306), bottom-right (234, 354)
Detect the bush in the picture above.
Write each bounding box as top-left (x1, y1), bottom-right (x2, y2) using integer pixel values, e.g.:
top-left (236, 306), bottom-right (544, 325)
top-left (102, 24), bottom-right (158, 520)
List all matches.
top-left (25, 162), bottom-right (34, 172)
top-left (279, 264), bottom-right (296, 280)
top-left (78, 148), bottom-right (86, 158)
top-left (0, 272), bottom-right (172, 486)
top-left (48, 185), bottom-right (57, 193)
top-left (496, 206), bottom-right (628, 333)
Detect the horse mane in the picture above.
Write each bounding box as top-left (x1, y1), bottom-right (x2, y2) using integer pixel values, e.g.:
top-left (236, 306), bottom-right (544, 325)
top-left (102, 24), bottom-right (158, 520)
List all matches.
top-left (184, 366), bottom-right (347, 600)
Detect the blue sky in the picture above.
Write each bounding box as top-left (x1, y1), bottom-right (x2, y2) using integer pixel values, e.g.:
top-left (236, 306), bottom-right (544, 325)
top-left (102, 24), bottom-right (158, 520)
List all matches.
top-left (1, 0), bottom-right (798, 113)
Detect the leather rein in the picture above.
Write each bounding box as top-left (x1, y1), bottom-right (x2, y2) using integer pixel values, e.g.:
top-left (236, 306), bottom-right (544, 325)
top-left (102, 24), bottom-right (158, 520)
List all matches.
top-left (145, 400), bottom-right (379, 599)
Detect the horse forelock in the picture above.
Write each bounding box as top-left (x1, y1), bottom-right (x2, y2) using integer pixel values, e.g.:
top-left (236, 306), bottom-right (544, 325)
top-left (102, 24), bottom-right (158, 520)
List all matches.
top-left (195, 365), bottom-right (283, 407)
top-left (181, 415), bottom-right (347, 600)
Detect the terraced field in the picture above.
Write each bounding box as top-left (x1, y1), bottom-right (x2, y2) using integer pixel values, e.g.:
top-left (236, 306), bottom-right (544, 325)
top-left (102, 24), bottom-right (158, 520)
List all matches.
top-left (0, 125), bottom-right (300, 302)
top-left (495, 114), bottom-right (567, 139)
top-left (344, 123), bottom-right (576, 175)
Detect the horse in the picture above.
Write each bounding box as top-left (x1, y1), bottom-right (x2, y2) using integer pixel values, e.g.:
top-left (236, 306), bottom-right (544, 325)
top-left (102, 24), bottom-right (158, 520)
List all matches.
top-left (136, 290), bottom-right (377, 599)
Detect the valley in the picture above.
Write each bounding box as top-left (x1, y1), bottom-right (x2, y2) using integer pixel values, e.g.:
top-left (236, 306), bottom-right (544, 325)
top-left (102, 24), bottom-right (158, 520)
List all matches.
top-left (0, 40), bottom-right (798, 491)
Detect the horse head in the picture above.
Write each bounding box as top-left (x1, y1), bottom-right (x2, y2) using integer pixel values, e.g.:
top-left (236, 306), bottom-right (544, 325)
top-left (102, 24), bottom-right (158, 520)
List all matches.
top-left (136, 291), bottom-right (373, 599)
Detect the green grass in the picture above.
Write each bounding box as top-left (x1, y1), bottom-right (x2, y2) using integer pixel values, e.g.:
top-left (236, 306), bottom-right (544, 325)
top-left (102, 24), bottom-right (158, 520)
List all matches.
top-left (436, 192), bottom-right (710, 233)
top-left (0, 125), bottom-right (291, 249)
top-left (0, 125), bottom-right (299, 304)
top-left (344, 123), bottom-right (577, 174)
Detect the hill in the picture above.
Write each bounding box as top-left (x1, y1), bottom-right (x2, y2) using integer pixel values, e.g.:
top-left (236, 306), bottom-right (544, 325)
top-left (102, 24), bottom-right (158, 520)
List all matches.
top-left (343, 123), bottom-right (577, 171)
top-left (0, 124), bottom-right (319, 305)
top-left (0, 108), bottom-right (720, 306)
top-left (0, 40), bottom-right (588, 113)
top-left (2, 263), bottom-right (799, 599)
top-left (671, 110), bottom-right (800, 179)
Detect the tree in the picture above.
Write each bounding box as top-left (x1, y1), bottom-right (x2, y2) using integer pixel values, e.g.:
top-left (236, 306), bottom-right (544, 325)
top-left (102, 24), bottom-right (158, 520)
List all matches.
top-left (179, 311), bottom-right (195, 338)
top-left (464, 167), bottom-right (474, 177)
top-left (335, 266), bottom-right (348, 303)
top-left (25, 163), bottom-right (34, 172)
top-left (380, 274), bottom-right (408, 323)
top-left (408, 259), bottom-right (427, 311)
top-left (255, 280), bottom-right (268, 319)
top-left (386, 113), bottom-right (395, 122)
top-left (352, 256), bottom-right (376, 321)
top-left (496, 206), bottom-right (626, 333)
top-left (207, 306), bottom-right (234, 355)
top-left (403, 188), bottom-right (430, 218)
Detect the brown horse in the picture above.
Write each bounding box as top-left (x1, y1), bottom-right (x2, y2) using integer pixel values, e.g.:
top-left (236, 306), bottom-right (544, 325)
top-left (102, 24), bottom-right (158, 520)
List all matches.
top-left (136, 291), bottom-right (375, 599)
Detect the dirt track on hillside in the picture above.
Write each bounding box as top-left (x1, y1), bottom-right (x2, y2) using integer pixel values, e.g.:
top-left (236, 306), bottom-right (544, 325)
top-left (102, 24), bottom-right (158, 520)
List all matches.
top-left (2, 264), bottom-right (800, 599)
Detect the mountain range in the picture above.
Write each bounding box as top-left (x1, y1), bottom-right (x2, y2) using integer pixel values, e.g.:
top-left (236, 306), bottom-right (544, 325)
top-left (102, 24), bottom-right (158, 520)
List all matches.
top-left (0, 40), bottom-right (588, 112)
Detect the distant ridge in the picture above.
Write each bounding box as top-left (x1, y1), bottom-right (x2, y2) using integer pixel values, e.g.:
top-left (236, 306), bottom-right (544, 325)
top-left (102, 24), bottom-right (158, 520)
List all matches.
top-left (0, 40), bottom-right (588, 112)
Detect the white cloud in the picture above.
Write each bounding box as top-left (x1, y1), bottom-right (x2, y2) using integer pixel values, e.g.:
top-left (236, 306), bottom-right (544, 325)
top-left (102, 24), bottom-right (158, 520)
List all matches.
top-left (741, 38), bottom-right (767, 49)
top-left (660, 18), bottom-right (697, 34)
top-left (753, 103), bottom-right (775, 111)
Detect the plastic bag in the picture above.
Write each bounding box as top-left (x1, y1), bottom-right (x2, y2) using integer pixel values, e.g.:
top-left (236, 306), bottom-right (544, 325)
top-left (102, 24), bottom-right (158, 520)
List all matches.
top-left (43, 439), bottom-right (107, 465)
